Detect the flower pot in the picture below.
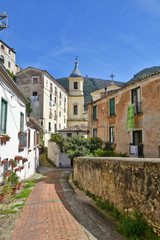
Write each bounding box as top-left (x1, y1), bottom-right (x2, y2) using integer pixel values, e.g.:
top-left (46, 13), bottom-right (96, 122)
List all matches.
top-left (19, 156), bottom-right (22, 160)
top-left (17, 182), bottom-right (22, 190)
top-left (1, 159), bottom-right (7, 165)
top-left (12, 187), bottom-right (17, 194)
top-left (18, 132), bottom-right (22, 136)
top-left (5, 138), bottom-right (10, 141)
top-left (15, 156), bottom-right (19, 161)
top-left (12, 164), bottom-right (17, 168)
top-left (15, 168), bottom-right (19, 172)
top-left (4, 171), bottom-right (11, 177)
top-left (1, 137), bottom-right (7, 142)
top-left (21, 166), bottom-right (24, 170)
top-left (28, 149), bottom-right (31, 153)
top-left (23, 158), bottom-right (28, 163)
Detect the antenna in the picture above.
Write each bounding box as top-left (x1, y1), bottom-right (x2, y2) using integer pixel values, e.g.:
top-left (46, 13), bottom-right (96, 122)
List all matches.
top-left (0, 12), bottom-right (8, 31)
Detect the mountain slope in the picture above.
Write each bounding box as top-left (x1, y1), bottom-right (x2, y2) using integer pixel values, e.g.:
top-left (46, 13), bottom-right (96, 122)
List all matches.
top-left (127, 66), bottom-right (160, 85)
top-left (56, 77), bottom-right (124, 106)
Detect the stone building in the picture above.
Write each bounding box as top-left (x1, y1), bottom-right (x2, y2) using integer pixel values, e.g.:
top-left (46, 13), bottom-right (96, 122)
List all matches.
top-left (16, 67), bottom-right (68, 146)
top-left (88, 71), bottom-right (160, 158)
top-left (0, 40), bottom-right (21, 74)
top-left (67, 58), bottom-right (88, 127)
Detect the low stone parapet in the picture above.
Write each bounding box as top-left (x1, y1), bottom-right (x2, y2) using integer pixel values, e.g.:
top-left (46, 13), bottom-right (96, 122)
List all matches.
top-left (74, 157), bottom-right (160, 235)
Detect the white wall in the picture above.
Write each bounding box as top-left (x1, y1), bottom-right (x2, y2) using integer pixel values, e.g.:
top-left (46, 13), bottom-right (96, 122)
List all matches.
top-left (0, 70), bottom-right (39, 183)
top-left (43, 74), bottom-right (68, 146)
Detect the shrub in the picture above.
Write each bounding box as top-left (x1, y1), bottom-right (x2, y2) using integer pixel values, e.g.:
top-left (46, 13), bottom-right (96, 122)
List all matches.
top-left (50, 133), bottom-right (64, 150)
top-left (86, 137), bottom-right (103, 153)
top-left (94, 148), bottom-right (127, 157)
top-left (103, 141), bottom-right (114, 152)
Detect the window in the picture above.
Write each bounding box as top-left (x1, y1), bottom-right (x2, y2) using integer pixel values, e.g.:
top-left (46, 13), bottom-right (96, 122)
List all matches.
top-left (93, 105), bottom-right (97, 120)
top-left (32, 92), bottom-right (39, 102)
top-left (0, 55), bottom-right (4, 64)
top-left (37, 132), bottom-right (39, 144)
top-left (34, 131), bottom-right (36, 145)
top-left (49, 122), bottom-right (51, 132)
top-left (67, 133), bottom-right (72, 137)
top-left (55, 124), bottom-right (57, 132)
top-left (59, 111), bottom-right (61, 117)
top-left (8, 49), bottom-right (10, 55)
top-left (109, 126), bottom-right (115, 143)
top-left (93, 128), bottom-right (97, 137)
top-left (50, 83), bottom-right (53, 92)
top-left (28, 129), bottom-right (30, 148)
top-left (131, 87), bottom-right (141, 114)
top-left (20, 112), bottom-right (24, 132)
top-left (110, 98), bottom-right (115, 116)
top-left (74, 105), bottom-right (78, 115)
top-left (74, 82), bottom-right (78, 89)
top-left (46, 80), bottom-right (48, 87)
top-left (32, 77), bottom-right (39, 84)
top-left (59, 123), bottom-right (61, 129)
top-left (133, 130), bottom-right (143, 157)
top-left (0, 98), bottom-right (7, 133)
top-left (55, 97), bottom-right (57, 104)
top-left (59, 91), bottom-right (62, 99)
top-left (8, 61), bottom-right (11, 68)
top-left (55, 87), bottom-right (57, 96)
top-left (19, 132), bottom-right (27, 152)
top-left (50, 94), bottom-right (52, 101)
top-left (1, 44), bottom-right (5, 50)
top-left (59, 100), bottom-right (61, 106)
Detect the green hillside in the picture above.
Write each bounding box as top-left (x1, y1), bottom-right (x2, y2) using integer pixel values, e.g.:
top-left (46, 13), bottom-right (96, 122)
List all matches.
top-left (56, 77), bottom-right (124, 106)
top-left (127, 66), bottom-right (160, 85)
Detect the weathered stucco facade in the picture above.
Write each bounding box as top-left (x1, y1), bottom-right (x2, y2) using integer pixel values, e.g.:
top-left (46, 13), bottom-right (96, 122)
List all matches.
top-left (16, 67), bottom-right (68, 146)
top-left (88, 72), bottom-right (160, 158)
top-left (74, 157), bottom-right (160, 235)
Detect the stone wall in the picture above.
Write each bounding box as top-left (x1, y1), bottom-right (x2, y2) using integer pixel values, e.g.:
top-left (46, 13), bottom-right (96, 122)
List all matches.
top-left (74, 157), bottom-right (160, 235)
top-left (48, 141), bottom-right (71, 168)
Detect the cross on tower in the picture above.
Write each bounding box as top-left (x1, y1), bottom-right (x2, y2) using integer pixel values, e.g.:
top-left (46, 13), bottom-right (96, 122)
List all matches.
top-left (109, 73), bottom-right (116, 81)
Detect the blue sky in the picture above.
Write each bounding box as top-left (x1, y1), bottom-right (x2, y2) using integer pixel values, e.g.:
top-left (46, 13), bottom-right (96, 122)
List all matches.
top-left (1, 0), bottom-right (160, 82)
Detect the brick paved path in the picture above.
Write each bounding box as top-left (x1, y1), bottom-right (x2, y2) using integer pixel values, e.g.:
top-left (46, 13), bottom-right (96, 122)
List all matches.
top-left (11, 171), bottom-right (88, 240)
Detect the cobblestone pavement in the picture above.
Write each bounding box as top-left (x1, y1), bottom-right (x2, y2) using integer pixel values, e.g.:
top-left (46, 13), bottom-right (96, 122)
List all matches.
top-left (10, 170), bottom-right (88, 240)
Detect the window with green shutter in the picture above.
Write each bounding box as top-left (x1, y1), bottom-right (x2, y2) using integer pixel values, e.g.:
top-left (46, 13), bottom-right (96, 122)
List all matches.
top-left (93, 105), bottom-right (97, 120)
top-left (0, 98), bottom-right (8, 133)
top-left (110, 98), bottom-right (115, 116)
top-left (20, 112), bottom-right (24, 132)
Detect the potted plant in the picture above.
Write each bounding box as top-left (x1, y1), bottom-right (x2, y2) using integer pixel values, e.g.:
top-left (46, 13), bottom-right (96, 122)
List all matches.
top-left (21, 166), bottom-right (24, 170)
top-left (15, 156), bottom-right (19, 161)
top-left (9, 159), bottom-right (13, 166)
top-left (23, 158), bottom-right (28, 163)
top-left (28, 149), bottom-right (31, 153)
top-left (4, 171), bottom-right (11, 177)
top-left (8, 173), bottom-right (19, 194)
top-left (12, 160), bottom-right (17, 168)
top-left (4, 135), bottom-right (10, 141)
top-left (18, 132), bottom-right (22, 136)
top-left (1, 135), bottom-right (10, 142)
top-left (15, 168), bottom-right (19, 172)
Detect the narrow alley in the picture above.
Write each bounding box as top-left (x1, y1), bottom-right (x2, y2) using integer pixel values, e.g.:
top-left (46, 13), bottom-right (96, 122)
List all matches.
top-left (10, 166), bottom-right (125, 240)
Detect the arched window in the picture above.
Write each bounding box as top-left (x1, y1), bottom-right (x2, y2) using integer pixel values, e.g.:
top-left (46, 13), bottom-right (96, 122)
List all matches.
top-left (74, 105), bottom-right (78, 115)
